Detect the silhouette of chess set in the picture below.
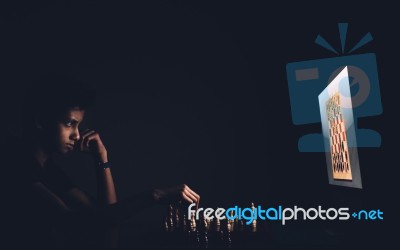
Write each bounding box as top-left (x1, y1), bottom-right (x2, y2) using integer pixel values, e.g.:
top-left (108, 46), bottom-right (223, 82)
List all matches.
top-left (163, 203), bottom-right (265, 248)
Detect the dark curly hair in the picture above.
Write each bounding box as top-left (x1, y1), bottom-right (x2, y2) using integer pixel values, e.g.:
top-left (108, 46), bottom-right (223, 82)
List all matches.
top-left (22, 73), bottom-right (95, 135)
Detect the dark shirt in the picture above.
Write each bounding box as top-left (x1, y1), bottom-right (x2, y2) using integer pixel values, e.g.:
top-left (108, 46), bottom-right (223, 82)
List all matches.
top-left (17, 153), bottom-right (76, 204)
top-left (1, 136), bottom-right (155, 248)
top-left (2, 137), bottom-right (78, 248)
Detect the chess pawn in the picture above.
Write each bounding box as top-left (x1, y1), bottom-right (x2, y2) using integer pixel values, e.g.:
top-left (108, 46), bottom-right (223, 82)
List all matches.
top-left (229, 210), bottom-right (234, 223)
top-left (227, 210), bottom-right (235, 232)
top-left (234, 216), bottom-right (239, 227)
top-left (169, 204), bottom-right (174, 229)
top-left (251, 202), bottom-right (257, 225)
top-left (201, 214), bottom-right (208, 230)
top-left (190, 212), bottom-right (197, 231)
top-left (205, 217), bottom-right (211, 231)
top-left (251, 219), bottom-right (257, 228)
top-left (182, 214), bottom-right (187, 230)
top-left (226, 220), bottom-right (232, 232)
top-left (203, 216), bottom-right (207, 227)
top-left (214, 207), bottom-right (221, 227)
top-left (250, 222), bottom-right (257, 233)
top-left (174, 207), bottom-right (180, 228)
top-left (230, 221), bottom-right (234, 232)
top-left (214, 218), bottom-right (220, 232)
top-left (164, 216), bottom-right (169, 231)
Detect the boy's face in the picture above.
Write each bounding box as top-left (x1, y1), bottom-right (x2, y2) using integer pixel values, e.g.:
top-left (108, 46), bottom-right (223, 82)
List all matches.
top-left (47, 108), bottom-right (85, 154)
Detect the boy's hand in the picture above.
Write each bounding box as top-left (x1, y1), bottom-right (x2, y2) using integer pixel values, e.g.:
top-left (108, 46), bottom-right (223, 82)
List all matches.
top-left (153, 184), bottom-right (200, 209)
top-left (79, 129), bottom-right (108, 163)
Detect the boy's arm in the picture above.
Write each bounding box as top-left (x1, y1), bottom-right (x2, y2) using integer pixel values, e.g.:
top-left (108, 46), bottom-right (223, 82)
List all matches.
top-left (79, 129), bottom-right (117, 205)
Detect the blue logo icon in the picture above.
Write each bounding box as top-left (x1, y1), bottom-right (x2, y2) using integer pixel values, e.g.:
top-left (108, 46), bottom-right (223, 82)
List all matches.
top-left (286, 23), bottom-right (383, 152)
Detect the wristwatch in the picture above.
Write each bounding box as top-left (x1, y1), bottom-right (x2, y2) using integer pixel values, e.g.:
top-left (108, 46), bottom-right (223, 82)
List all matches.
top-left (99, 161), bottom-right (111, 170)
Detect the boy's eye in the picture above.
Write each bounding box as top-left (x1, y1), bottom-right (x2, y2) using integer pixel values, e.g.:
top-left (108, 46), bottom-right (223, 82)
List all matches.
top-left (64, 120), bottom-right (73, 127)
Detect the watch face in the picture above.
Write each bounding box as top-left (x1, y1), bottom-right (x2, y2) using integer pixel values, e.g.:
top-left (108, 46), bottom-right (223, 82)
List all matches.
top-left (99, 162), bottom-right (110, 169)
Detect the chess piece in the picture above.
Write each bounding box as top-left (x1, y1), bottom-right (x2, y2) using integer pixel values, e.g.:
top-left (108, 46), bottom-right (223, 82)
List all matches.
top-left (204, 217), bottom-right (210, 231)
top-left (251, 202), bottom-right (257, 226)
top-left (249, 202), bottom-right (257, 232)
top-left (227, 210), bottom-right (234, 232)
top-left (164, 216), bottom-right (169, 231)
top-left (202, 215), bottom-right (207, 227)
top-left (250, 223), bottom-right (257, 232)
top-left (226, 220), bottom-right (232, 232)
top-left (200, 214), bottom-right (209, 232)
top-left (174, 207), bottom-right (180, 228)
top-left (190, 212), bottom-right (197, 231)
top-left (229, 210), bottom-right (234, 223)
top-left (215, 222), bottom-right (220, 232)
top-left (215, 215), bottom-right (220, 225)
top-left (169, 204), bottom-right (174, 229)
top-left (214, 207), bottom-right (221, 231)
top-left (230, 220), bottom-right (235, 232)
top-left (182, 214), bottom-right (187, 230)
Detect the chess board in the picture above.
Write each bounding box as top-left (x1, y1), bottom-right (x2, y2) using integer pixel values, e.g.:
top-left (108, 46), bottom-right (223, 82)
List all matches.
top-left (326, 93), bottom-right (352, 181)
top-left (162, 204), bottom-right (271, 248)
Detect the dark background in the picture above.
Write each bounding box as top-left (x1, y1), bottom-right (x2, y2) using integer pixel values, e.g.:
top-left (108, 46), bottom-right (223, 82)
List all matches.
top-left (1, 1), bottom-right (396, 248)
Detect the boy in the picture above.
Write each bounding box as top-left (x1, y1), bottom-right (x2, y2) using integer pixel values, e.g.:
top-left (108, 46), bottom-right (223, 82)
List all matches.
top-left (2, 73), bottom-right (200, 247)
